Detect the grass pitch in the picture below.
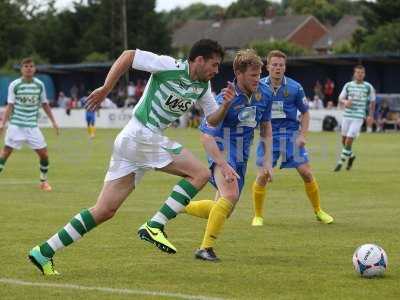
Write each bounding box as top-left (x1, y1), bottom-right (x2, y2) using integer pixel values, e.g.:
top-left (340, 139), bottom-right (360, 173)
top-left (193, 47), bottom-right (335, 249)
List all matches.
top-left (0, 128), bottom-right (399, 300)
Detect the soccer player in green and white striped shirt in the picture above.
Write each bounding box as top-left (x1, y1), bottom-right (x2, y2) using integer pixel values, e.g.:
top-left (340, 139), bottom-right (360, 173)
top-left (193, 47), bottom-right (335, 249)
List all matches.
top-left (29, 39), bottom-right (237, 275)
top-left (0, 57), bottom-right (59, 191)
top-left (334, 65), bottom-right (375, 172)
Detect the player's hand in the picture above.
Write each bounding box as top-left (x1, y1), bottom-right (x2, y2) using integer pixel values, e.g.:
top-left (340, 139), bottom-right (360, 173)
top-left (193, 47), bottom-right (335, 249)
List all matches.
top-left (262, 166), bottom-right (273, 183)
top-left (221, 81), bottom-right (235, 106)
top-left (85, 86), bottom-right (108, 111)
top-left (53, 122), bottom-right (60, 136)
top-left (344, 99), bottom-right (352, 108)
top-left (218, 161), bottom-right (240, 183)
top-left (296, 134), bottom-right (306, 147)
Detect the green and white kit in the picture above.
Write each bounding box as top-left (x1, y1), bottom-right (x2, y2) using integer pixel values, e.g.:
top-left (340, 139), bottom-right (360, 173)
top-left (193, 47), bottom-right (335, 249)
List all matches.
top-left (105, 49), bottom-right (218, 184)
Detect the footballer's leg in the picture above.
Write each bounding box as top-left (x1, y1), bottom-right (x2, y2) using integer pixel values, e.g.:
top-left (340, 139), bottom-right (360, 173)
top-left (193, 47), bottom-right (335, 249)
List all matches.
top-left (29, 173), bottom-right (135, 275)
top-left (0, 146), bottom-right (13, 174)
top-left (35, 147), bottom-right (52, 191)
top-left (251, 170), bottom-right (270, 226)
top-left (138, 148), bottom-right (210, 254)
top-left (297, 164), bottom-right (333, 224)
top-left (195, 164), bottom-right (238, 261)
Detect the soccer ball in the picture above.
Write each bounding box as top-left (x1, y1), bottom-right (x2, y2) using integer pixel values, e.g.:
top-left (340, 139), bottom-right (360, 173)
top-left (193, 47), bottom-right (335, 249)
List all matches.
top-left (352, 244), bottom-right (388, 278)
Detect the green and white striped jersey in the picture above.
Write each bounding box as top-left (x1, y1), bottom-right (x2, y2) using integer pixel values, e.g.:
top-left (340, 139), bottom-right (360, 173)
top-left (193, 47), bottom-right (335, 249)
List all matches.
top-left (132, 49), bottom-right (218, 133)
top-left (7, 77), bottom-right (48, 127)
top-left (339, 81), bottom-right (375, 119)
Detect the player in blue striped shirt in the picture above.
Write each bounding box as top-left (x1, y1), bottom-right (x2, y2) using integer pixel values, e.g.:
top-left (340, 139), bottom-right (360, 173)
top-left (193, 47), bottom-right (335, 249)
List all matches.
top-left (251, 50), bottom-right (333, 226)
top-left (183, 49), bottom-right (273, 261)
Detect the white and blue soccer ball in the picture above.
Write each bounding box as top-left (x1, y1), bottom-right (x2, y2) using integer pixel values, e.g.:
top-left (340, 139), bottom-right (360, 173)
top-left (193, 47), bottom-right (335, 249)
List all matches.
top-left (352, 244), bottom-right (388, 278)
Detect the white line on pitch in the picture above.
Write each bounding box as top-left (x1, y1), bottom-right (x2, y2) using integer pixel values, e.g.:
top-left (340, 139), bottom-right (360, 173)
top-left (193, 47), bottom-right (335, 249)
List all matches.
top-left (0, 278), bottom-right (225, 300)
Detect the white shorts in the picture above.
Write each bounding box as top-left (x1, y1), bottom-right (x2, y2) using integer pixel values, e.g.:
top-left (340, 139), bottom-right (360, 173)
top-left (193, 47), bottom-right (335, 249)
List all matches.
top-left (104, 117), bottom-right (183, 185)
top-left (341, 118), bottom-right (364, 138)
top-left (4, 124), bottom-right (47, 150)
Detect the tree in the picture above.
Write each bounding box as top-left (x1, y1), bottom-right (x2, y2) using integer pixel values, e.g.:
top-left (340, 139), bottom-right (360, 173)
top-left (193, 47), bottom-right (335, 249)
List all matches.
top-left (225, 0), bottom-right (275, 18)
top-left (249, 40), bottom-right (308, 57)
top-left (360, 22), bottom-right (400, 54)
top-left (351, 0), bottom-right (400, 53)
top-left (0, 0), bottom-right (30, 65)
top-left (161, 3), bottom-right (223, 29)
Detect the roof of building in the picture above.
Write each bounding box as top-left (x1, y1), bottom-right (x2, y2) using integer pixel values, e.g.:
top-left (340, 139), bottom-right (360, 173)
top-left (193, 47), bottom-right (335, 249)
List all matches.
top-left (314, 15), bottom-right (361, 50)
top-left (173, 15), bottom-right (317, 49)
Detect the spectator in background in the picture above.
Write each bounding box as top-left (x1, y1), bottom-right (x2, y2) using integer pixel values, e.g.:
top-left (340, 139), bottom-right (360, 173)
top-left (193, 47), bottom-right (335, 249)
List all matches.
top-left (70, 84), bottom-right (79, 101)
top-left (125, 81), bottom-right (137, 107)
top-left (377, 99), bottom-right (391, 132)
top-left (134, 79), bottom-right (145, 101)
top-left (313, 80), bottom-right (324, 102)
top-left (324, 78), bottom-right (335, 107)
top-left (308, 95), bottom-right (324, 109)
top-left (57, 91), bottom-right (69, 109)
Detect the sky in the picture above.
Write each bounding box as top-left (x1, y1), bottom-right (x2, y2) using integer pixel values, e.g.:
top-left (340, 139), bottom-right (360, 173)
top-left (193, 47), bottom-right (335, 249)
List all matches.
top-left (54, 0), bottom-right (239, 12)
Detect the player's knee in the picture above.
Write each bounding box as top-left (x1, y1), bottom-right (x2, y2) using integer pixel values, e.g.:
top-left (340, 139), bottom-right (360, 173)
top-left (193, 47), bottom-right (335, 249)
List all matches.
top-left (93, 206), bottom-right (118, 223)
top-left (301, 171), bottom-right (313, 182)
top-left (194, 167), bottom-right (211, 185)
top-left (256, 175), bottom-right (268, 187)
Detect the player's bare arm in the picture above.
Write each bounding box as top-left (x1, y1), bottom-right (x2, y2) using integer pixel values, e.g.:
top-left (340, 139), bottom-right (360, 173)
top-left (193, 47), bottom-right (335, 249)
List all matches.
top-left (258, 121), bottom-right (273, 182)
top-left (0, 103), bottom-right (14, 136)
top-left (42, 103), bottom-right (59, 135)
top-left (297, 111), bottom-right (310, 148)
top-left (86, 50), bottom-right (135, 111)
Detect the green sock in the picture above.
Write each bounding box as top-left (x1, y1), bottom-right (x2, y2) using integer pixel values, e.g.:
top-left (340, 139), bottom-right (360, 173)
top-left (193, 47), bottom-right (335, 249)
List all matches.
top-left (40, 159), bottom-right (49, 182)
top-left (39, 209), bottom-right (97, 258)
top-left (148, 179), bottom-right (198, 229)
top-left (0, 157), bottom-right (6, 173)
top-left (338, 146), bottom-right (352, 164)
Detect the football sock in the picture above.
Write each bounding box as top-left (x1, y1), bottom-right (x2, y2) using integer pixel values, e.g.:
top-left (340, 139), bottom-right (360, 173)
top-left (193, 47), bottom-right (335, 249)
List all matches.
top-left (200, 197), bottom-right (233, 249)
top-left (305, 179), bottom-right (321, 213)
top-left (252, 180), bottom-right (266, 218)
top-left (338, 145), bottom-right (352, 164)
top-left (91, 126), bottom-right (96, 136)
top-left (40, 159), bottom-right (49, 182)
top-left (0, 157), bottom-right (5, 173)
top-left (148, 179), bottom-right (198, 230)
top-left (183, 199), bottom-right (214, 219)
top-left (39, 209), bottom-right (96, 258)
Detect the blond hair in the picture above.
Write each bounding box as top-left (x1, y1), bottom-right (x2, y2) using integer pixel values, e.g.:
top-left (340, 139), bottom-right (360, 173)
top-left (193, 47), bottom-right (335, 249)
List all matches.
top-left (266, 50), bottom-right (287, 64)
top-left (233, 49), bottom-right (263, 73)
top-left (21, 57), bottom-right (35, 65)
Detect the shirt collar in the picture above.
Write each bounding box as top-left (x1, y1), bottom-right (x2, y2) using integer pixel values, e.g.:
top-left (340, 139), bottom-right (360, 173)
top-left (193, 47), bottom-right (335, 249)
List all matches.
top-left (266, 75), bottom-right (287, 87)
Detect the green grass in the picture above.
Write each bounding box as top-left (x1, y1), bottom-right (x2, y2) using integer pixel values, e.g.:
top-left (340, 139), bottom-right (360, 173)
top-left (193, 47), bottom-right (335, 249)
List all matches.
top-left (0, 128), bottom-right (399, 300)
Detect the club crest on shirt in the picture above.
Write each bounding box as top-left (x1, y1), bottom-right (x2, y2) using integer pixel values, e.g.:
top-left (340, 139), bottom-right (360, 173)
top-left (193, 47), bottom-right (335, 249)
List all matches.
top-left (254, 91), bottom-right (262, 101)
top-left (284, 88), bottom-right (289, 98)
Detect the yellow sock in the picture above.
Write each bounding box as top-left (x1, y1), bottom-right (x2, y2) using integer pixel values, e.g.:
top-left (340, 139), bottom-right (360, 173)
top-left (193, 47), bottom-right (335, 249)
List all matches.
top-left (252, 180), bottom-right (266, 218)
top-left (183, 200), bottom-right (214, 219)
top-left (92, 126), bottom-right (96, 136)
top-left (305, 179), bottom-right (321, 213)
top-left (87, 126), bottom-right (92, 135)
top-left (200, 197), bottom-right (233, 249)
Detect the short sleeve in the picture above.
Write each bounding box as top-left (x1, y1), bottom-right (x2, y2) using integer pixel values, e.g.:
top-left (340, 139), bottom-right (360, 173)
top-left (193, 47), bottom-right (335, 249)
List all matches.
top-left (339, 83), bottom-right (348, 100)
top-left (197, 84), bottom-right (218, 117)
top-left (295, 85), bottom-right (308, 113)
top-left (39, 81), bottom-right (48, 104)
top-left (132, 49), bottom-right (181, 73)
top-left (7, 81), bottom-right (16, 104)
top-left (368, 83), bottom-right (376, 102)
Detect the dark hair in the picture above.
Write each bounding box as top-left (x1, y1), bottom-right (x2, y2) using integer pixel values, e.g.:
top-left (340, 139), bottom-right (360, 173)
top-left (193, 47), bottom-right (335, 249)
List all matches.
top-left (354, 64), bottom-right (365, 71)
top-left (21, 57), bottom-right (34, 65)
top-left (188, 39), bottom-right (224, 62)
